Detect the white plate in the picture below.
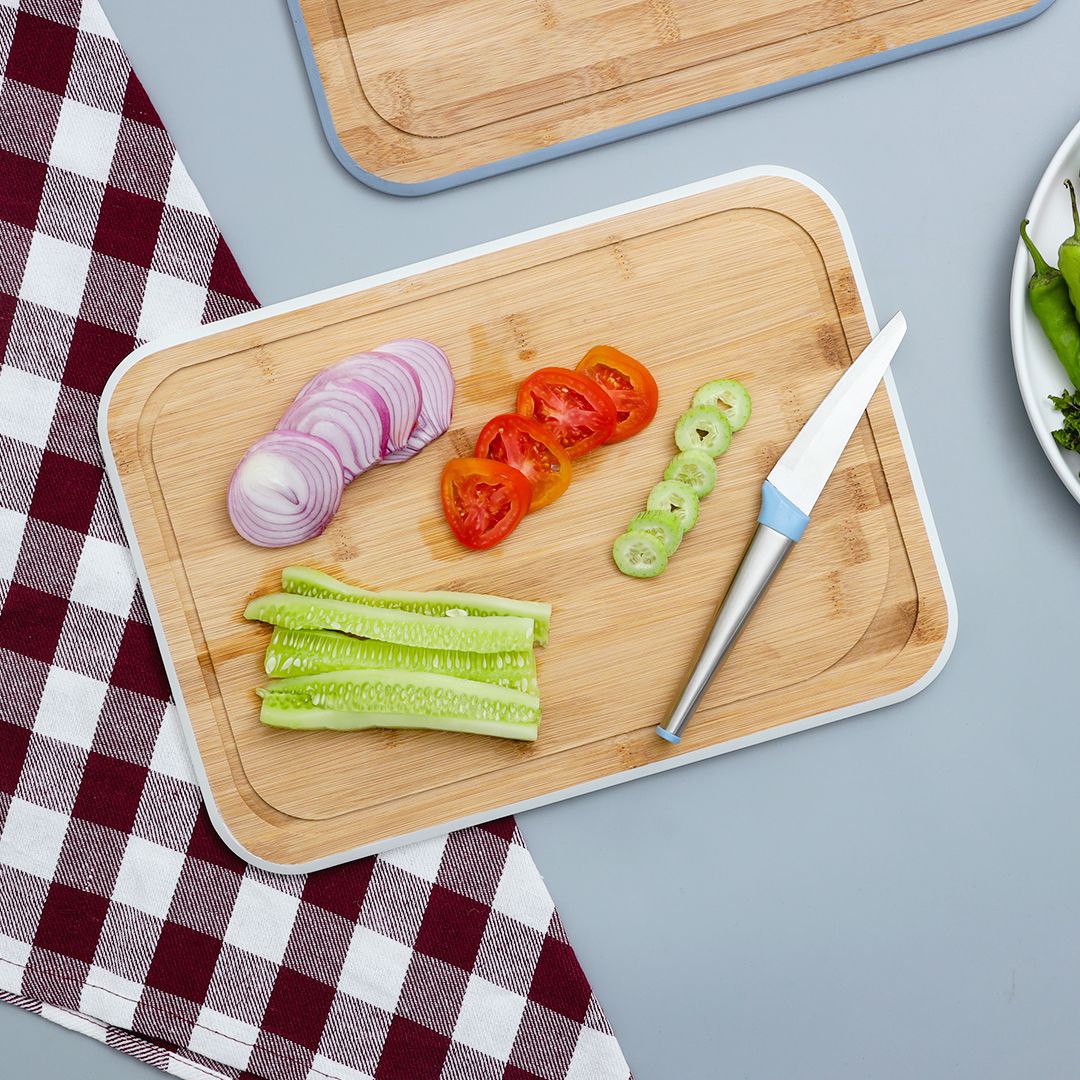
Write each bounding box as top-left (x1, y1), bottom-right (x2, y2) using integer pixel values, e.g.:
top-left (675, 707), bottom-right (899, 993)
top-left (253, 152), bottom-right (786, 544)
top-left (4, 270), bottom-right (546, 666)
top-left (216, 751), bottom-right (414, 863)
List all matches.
top-left (1011, 118), bottom-right (1080, 505)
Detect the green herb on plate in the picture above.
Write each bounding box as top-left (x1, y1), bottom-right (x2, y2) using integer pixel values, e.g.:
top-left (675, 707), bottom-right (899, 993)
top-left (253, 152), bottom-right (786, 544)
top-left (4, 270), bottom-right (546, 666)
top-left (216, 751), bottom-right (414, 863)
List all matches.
top-left (1049, 388), bottom-right (1080, 458)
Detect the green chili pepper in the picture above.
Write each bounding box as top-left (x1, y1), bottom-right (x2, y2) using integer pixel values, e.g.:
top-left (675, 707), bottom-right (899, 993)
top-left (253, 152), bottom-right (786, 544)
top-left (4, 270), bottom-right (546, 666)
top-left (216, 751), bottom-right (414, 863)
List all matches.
top-left (1058, 180), bottom-right (1080, 321)
top-left (1020, 218), bottom-right (1080, 389)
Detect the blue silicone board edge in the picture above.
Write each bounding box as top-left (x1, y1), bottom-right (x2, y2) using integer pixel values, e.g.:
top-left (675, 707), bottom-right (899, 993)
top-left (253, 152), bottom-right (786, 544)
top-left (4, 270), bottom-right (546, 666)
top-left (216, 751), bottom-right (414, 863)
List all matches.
top-left (288, 0), bottom-right (1057, 197)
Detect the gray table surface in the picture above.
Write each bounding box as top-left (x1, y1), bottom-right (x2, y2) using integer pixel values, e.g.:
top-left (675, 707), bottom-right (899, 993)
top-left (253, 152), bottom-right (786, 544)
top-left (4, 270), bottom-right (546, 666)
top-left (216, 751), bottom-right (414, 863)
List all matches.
top-left (11, 1), bottom-right (1080, 1076)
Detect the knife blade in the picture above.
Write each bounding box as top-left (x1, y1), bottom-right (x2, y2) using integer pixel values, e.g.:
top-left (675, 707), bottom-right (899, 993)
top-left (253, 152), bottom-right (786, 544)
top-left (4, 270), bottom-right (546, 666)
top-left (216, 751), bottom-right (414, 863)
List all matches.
top-left (766, 310), bottom-right (907, 518)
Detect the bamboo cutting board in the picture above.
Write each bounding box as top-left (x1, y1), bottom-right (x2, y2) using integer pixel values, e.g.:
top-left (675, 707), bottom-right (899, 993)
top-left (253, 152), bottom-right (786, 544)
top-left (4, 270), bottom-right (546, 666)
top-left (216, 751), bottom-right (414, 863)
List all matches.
top-left (102, 172), bottom-right (953, 870)
top-left (289, 0), bottom-right (1052, 191)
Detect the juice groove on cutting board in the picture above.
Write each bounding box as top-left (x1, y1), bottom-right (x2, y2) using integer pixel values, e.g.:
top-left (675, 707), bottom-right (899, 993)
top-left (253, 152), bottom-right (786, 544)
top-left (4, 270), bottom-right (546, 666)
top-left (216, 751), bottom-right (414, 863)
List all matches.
top-left (299, 0), bottom-right (1044, 186)
top-left (105, 176), bottom-right (950, 866)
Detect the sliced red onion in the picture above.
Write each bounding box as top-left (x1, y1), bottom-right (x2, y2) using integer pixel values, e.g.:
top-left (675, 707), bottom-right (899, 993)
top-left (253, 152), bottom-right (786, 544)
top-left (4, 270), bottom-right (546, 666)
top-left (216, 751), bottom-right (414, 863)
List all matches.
top-left (227, 430), bottom-right (343, 547)
top-left (376, 339), bottom-right (455, 462)
top-left (279, 383), bottom-right (388, 483)
top-left (308, 352), bottom-right (421, 457)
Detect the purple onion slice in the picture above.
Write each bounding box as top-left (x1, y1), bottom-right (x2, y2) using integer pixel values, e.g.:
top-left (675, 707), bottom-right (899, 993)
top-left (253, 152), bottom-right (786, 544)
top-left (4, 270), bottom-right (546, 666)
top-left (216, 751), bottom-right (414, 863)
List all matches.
top-left (279, 382), bottom-right (389, 483)
top-left (227, 430), bottom-right (343, 548)
top-left (376, 338), bottom-right (455, 462)
top-left (308, 352), bottom-right (421, 457)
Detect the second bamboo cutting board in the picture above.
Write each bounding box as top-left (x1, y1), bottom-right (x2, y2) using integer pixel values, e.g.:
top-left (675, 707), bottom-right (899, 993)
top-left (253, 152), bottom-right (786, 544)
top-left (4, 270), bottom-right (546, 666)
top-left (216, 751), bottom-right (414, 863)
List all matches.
top-left (289, 0), bottom-right (1053, 192)
top-left (101, 170), bottom-right (953, 870)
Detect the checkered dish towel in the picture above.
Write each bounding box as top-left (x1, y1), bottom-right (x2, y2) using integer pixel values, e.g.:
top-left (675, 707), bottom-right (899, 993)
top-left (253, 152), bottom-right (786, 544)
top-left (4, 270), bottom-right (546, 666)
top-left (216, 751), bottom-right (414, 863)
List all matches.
top-left (0, 3), bottom-right (632, 1078)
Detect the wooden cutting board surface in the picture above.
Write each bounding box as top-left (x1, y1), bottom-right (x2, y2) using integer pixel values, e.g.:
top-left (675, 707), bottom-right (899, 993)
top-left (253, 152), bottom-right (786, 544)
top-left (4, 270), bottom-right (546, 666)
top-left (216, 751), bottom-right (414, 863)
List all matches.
top-left (103, 174), bottom-right (951, 868)
top-left (294, 0), bottom-right (1047, 188)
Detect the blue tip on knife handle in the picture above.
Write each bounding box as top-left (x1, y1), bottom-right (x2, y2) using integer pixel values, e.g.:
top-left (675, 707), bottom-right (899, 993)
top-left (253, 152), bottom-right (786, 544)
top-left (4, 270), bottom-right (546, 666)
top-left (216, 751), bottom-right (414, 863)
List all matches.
top-left (757, 480), bottom-right (810, 542)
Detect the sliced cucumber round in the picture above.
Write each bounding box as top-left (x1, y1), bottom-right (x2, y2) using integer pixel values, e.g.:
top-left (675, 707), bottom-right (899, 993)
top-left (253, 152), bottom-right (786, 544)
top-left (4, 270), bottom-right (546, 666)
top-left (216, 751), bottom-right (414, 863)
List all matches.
top-left (664, 450), bottom-right (717, 498)
top-left (692, 378), bottom-right (751, 432)
top-left (647, 479), bottom-right (700, 531)
top-left (628, 509), bottom-right (683, 555)
top-left (612, 530), bottom-right (668, 579)
top-left (675, 405), bottom-right (732, 457)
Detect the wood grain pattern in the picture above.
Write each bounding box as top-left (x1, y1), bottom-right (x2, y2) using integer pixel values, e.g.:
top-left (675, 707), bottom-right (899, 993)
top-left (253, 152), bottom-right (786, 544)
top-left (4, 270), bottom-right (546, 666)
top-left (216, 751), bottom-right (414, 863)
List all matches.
top-left (105, 177), bottom-right (950, 866)
top-left (299, 0), bottom-right (1042, 186)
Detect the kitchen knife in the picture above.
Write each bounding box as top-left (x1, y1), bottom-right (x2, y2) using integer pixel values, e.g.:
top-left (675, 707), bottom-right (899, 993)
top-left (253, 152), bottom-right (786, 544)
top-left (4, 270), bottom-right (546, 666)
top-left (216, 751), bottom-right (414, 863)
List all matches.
top-left (656, 311), bottom-right (907, 744)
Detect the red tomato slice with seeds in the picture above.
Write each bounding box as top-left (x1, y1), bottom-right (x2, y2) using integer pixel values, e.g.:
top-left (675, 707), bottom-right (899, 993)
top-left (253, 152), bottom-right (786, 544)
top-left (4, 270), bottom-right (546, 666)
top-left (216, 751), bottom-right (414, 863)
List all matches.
top-left (474, 414), bottom-right (572, 512)
top-left (576, 346), bottom-right (659, 443)
top-left (515, 367), bottom-right (617, 458)
top-left (440, 457), bottom-right (532, 550)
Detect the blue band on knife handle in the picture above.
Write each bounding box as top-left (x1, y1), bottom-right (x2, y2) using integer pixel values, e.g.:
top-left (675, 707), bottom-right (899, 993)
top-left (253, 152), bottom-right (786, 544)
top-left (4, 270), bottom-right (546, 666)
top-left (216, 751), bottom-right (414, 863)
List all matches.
top-left (758, 481), bottom-right (810, 541)
top-left (655, 725), bottom-right (682, 744)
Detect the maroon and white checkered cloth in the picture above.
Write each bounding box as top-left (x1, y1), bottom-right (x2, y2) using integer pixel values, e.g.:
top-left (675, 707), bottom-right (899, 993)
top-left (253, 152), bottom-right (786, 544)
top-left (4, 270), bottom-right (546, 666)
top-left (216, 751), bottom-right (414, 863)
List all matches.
top-left (0, 3), bottom-right (632, 1078)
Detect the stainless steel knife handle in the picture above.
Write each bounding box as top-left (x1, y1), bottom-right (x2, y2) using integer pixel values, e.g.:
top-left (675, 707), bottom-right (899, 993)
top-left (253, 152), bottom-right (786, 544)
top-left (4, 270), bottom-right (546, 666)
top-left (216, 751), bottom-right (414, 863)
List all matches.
top-left (656, 523), bottom-right (794, 744)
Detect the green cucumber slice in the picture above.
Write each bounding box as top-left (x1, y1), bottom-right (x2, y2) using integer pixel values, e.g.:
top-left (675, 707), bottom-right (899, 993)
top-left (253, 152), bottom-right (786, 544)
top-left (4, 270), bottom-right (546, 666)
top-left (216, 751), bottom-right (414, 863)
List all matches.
top-left (259, 703), bottom-right (539, 741)
top-left (281, 566), bottom-right (551, 645)
top-left (663, 450), bottom-right (717, 498)
top-left (675, 405), bottom-right (732, 457)
top-left (245, 592), bottom-right (534, 653)
top-left (612, 530), bottom-right (668, 578)
top-left (692, 379), bottom-right (752, 432)
top-left (258, 669), bottom-right (540, 741)
top-left (264, 627), bottom-right (538, 694)
top-left (627, 509), bottom-right (683, 555)
top-left (646, 479), bottom-right (700, 531)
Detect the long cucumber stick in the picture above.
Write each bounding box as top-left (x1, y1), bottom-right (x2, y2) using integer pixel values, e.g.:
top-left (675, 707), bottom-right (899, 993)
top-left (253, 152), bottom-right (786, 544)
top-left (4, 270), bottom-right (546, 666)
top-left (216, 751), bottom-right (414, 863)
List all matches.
top-left (245, 592), bottom-right (534, 654)
top-left (258, 668), bottom-right (540, 741)
top-left (264, 627), bottom-right (538, 694)
top-left (281, 565), bottom-right (551, 645)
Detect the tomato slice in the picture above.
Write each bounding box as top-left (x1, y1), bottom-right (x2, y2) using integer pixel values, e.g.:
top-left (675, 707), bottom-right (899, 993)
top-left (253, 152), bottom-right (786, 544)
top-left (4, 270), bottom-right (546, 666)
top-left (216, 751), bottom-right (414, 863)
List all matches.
top-left (441, 457), bottom-right (532, 550)
top-left (576, 345), bottom-right (659, 443)
top-left (515, 367), bottom-right (617, 458)
top-left (474, 414), bottom-right (572, 512)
